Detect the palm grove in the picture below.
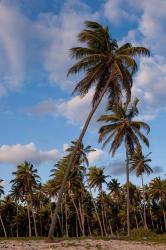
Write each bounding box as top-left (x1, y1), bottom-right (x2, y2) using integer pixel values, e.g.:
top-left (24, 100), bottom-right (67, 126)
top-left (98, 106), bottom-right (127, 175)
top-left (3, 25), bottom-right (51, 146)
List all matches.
top-left (0, 21), bottom-right (165, 238)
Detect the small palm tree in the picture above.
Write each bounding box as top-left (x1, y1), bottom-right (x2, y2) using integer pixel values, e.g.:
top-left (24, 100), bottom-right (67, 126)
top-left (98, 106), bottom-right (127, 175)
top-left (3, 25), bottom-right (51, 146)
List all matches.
top-left (149, 177), bottom-right (166, 230)
top-left (130, 148), bottom-right (153, 229)
top-left (10, 161), bottom-right (40, 237)
top-left (87, 166), bottom-right (108, 235)
top-left (48, 20), bottom-right (150, 240)
top-left (98, 99), bottom-right (150, 236)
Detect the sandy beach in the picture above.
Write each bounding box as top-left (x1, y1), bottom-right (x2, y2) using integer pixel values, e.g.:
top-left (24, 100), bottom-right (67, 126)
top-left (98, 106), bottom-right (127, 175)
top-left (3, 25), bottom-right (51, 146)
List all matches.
top-left (0, 239), bottom-right (165, 250)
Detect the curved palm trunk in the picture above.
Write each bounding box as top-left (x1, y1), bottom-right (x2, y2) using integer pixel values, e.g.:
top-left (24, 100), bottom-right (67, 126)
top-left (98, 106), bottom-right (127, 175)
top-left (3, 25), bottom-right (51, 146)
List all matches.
top-left (48, 76), bottom-right (112, 240)
top-left (0, 214), bottom-right (7, 237)
top-left (125, 150), bottom-right (130, 237)
top-left (141, 173), bottom-right (148, 230)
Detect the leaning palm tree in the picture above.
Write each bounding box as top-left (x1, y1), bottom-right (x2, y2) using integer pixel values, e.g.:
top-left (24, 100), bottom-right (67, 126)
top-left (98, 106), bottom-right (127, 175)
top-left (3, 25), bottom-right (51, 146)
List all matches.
top-left (98, 99), bottom-right (150, 236)
top-left (48, 20), bottom-right (150, 240)
top-left (130, 148), bottom-right (153, 229)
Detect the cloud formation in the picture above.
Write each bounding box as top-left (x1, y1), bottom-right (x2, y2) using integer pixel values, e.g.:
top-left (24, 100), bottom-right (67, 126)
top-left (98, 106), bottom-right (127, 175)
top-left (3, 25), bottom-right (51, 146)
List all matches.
top-left (0, 143), bottom-right (60, 165)
top-left (103, 0), bottom-right (166, 121)
top-left (88, 148), bottom-right (104, 164)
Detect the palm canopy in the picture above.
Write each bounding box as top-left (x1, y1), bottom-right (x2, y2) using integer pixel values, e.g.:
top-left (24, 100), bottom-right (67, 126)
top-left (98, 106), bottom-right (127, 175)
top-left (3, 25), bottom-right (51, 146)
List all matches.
top-left (68, 21), bottom-right (150, 106)
top-left (10, 161), bottom-right (40, 199)
top-left (107, 178), bottom-right (121, 195)
top-left (98, 99), bottom-right (150, 156)
top-left (65, 140), bottom-right (95, 167)
top-left (129, 148), bottom-right (153, 177)
top-left (149, 177), bottom-right (166, 201)
top-left (87, 166), bottom-right (108, 191)
top-left (50, 156), bottom-right (84, 194)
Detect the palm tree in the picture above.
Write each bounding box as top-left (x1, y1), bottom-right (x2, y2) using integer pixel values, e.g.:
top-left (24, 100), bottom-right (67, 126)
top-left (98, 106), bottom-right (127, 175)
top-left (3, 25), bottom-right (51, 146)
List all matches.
top-left (48, 20), bottom-right (150, 240)
top-left (149, 177), bottom-right (166, 230)
top-left (50, 142), bottom-right (93, 236)
top-left (87, 166), bottom-right (108, 235)
top-left (10, 161), bottom-right (40, 237)
top-left (130, 148), bottom-right (153, 229)
top-left (98, 99), bottom-right (150, 236)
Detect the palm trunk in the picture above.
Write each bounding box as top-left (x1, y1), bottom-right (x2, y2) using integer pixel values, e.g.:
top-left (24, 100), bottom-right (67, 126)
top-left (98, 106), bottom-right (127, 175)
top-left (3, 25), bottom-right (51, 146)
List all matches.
top-left (150, 207), bottom-right (154, 230)
top-left (57, 214), bottom-right (62, 236)
top-left (101, 193), bottom-right (108, 236)
top-left (76, 217), bottom-right (78, 238)
top-left (16, 204), bottom-right (19, 237)
top-left (125, 149), bottom-right (130, 237)
top-left (69, 193), bottom-right (83, 235)
top-left (60, 202), bottom-right (64, 237)
top-left (0, 214), bottom-right (7, 237)
top-left (32, 208), bottom-right (38, 237)
top-left (108, 219), bottom-right (113, 236)
top-left (64, 195), bottom-right (68, 237)
top-left (87, 180), bottom-right (103, 236)
top-left (48, 76), bottom-right (112, 240)
top-left (139, 207), bottom-right (144, 225)
top-left (79, 200), bottom-right (85, 236)
top-left (30, 196), bottom-right (38, 237)
top-left (27, 201), bottom-right (32, 237)
top-left (134, 214), bottom-right (139, 229)
top-left (141, 173), bottom-right (148, 230)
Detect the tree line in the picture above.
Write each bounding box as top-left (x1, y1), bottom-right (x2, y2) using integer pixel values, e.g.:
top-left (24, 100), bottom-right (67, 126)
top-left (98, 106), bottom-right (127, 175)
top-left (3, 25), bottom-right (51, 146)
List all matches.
top-left (0, 143), bottom-right (165, 237)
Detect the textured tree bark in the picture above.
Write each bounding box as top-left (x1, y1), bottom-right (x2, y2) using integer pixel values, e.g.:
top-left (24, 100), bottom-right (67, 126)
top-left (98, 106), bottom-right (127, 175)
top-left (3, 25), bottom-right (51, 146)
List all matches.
top-left (48, 76), bottom-right (112, 240)
top-left (141, 173), bottom-right (148, 230)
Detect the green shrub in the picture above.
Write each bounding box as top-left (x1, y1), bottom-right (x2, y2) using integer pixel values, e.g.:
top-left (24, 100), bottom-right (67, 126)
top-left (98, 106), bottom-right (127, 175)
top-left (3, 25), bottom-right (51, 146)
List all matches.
top-left (131, 228), bottom-right (155, 238)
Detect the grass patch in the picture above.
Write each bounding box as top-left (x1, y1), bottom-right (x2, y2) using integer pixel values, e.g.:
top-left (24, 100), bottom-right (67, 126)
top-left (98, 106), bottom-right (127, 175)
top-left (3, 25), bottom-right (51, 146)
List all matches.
top-left (0, 233), bottom-right (166, 244)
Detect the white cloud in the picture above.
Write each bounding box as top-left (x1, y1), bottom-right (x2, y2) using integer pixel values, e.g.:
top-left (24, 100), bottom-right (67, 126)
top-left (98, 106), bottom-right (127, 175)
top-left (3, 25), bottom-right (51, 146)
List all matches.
top-left (0, 143), bottom-right (60, 165)
top-left (63, 143), bottom-right (70, 152)
top-left (26, 88), bottom-right (108, 130)
top-left (129, 56), bottom-right (166, 121)
top-left (41, 0), bottom-right (99, 90)
top-left (27, 89), bottom-right (93, 125)
top-left (87, 148), bottom-right (104, 164)
top-left (0, 1), bottom-right (26, 96)
top-left (106, 0), bottom-right (166, 120)
top-left (103, 0), bottom-right (138, 25)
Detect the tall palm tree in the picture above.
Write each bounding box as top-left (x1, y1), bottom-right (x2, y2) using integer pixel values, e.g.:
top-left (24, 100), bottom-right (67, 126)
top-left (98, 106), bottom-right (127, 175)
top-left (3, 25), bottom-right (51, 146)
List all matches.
top-left (149, 177), bottom-right (166, 230)
top-left (10, 161), bottom-right (40, 237)
top-left (48, 20), bottom-right (150, 240)
top-left (98, 99), bottom-right (150, 236)
top-left (130, 148), bottom-right (153, 229)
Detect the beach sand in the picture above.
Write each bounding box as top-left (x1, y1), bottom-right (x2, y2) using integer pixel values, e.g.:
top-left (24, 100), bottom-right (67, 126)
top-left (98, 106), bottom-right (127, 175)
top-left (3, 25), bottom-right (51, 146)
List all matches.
top-left (0, 239), bottom-right (165, 250)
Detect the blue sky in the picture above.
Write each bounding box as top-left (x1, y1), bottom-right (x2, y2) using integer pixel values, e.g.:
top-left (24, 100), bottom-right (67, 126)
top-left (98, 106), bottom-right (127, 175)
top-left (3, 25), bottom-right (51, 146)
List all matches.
top-left (0, 0), bottom-right (166, 192)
